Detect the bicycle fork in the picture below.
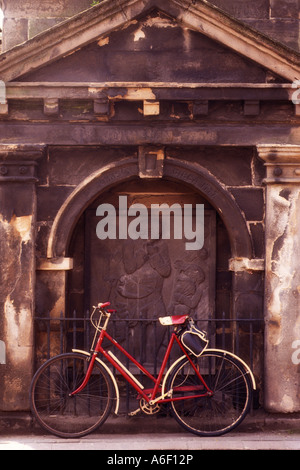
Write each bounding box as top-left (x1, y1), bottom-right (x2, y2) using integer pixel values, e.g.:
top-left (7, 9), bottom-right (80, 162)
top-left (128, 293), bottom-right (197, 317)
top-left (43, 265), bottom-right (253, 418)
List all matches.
top-left (69, 316), bottom-right (109, 398)
top-left (69, 352), bottom-right (98, 397)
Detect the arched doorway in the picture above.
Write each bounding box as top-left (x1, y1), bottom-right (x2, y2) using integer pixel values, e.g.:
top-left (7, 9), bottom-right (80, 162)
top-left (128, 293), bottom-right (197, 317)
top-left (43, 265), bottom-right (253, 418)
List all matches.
top-left (49, 156), bottom-right (252, 365)
top-left (67, 178), bottom-right (224, 367)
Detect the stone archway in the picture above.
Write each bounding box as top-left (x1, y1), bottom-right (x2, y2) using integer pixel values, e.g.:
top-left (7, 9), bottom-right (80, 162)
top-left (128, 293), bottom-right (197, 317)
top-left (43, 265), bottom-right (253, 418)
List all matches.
top-left (47, 157), bottom-right (253, 261)
top-left (67, 177), bottom-right (219, 366)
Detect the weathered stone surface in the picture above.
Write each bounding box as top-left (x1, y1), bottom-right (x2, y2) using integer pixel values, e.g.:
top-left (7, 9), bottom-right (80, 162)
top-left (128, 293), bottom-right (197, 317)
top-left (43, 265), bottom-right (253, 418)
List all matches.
top-left (2, 18), bottom-right (28, 51)
top-left (244, 19), bottom-right (300, 51)
top-left (0, 145), bottom-right (43, 411)
top-left (210, 0), bottom-right (269, 19)
top-left (264, 184), bottom-right (300, 412)
top-left (2, 0), bottom-right (92, 19)
top-left (258, 145), bottom-right (300, 413)
top-left (230, 188), bottom-right (264, 221)
top-left (249, 222), bottom-right (265, 259)
top-left (166, 147), bottom-right (254, 187)
top-left (2, 0), bottom-right (300, 56)
top-left (1, 0), bottom-right (92, 50)
top-left (18, 16), bottom-right (270, 83)
top-left (1, 1), bottom-right (299, 82)
top-left (28, 18), bottom-right (68, 40)
top-left (0, 183), bottom-right (36, 410)
top-left (270, 0), bottom-right (300, 19)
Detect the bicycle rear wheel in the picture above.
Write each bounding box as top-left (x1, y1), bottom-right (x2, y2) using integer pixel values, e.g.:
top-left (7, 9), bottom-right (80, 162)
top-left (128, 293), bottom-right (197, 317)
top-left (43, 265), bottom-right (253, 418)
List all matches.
top-left (167, 350), bottom-right (253, 436)
top-left (30, 353), bottom-right (113, 438)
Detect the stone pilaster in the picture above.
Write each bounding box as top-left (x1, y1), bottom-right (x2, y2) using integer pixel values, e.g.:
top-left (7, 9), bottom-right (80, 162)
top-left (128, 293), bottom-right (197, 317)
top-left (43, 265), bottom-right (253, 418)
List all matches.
top-left (257, 144), bottom-right (300, 413)
top-left (0, 144), bottom-right (44, 411)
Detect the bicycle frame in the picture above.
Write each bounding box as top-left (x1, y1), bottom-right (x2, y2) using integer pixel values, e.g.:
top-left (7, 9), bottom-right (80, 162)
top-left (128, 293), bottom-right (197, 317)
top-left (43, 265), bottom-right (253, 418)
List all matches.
top-left (70, 311), bottom-right (212, 405)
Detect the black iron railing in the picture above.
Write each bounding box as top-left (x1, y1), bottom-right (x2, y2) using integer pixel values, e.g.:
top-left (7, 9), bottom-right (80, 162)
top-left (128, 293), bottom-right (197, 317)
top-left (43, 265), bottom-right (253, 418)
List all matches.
top-left (34, 311), bottom-right (264, 414)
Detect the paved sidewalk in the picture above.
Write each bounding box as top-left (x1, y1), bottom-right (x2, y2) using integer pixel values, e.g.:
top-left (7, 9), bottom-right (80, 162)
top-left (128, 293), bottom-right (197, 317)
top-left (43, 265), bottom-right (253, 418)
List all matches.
top-left (0, 430), bottom-right (300, 450)
top-left (1, 411), bottom-right (300, 451)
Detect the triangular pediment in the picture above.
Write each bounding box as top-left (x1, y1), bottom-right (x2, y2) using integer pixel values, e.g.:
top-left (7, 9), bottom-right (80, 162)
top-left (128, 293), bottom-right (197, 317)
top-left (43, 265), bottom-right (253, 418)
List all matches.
top-left (0, 0), bottom-right (300, 83)
top-left (14, 11), bottom-right (281, 84)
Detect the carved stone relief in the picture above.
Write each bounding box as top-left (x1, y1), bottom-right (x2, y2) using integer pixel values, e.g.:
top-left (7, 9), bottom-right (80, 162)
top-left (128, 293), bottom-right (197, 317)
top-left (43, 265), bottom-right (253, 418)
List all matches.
top-left (84, 186), bottom-right (216, 367)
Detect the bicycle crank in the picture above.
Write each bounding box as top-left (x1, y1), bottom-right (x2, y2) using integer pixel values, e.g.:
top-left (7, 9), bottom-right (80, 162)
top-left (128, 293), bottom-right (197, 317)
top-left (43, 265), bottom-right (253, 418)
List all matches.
top-left (139, 398), bottom-right (161, 415)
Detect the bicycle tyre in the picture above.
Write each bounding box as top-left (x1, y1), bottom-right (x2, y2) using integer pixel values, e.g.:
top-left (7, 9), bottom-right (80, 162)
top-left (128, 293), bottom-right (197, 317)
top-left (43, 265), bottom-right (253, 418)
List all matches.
top-left (167, 350), bottom-right (253, 436)
top-left (30, 352), bottom-right (113, 438)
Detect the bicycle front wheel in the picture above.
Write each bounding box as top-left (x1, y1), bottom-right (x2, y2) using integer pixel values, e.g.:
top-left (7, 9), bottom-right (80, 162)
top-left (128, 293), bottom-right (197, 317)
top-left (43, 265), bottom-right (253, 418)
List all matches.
top-left (30, 353), bottom-right (113, 438)
top-left (167, 350), bottom-right (253, 436)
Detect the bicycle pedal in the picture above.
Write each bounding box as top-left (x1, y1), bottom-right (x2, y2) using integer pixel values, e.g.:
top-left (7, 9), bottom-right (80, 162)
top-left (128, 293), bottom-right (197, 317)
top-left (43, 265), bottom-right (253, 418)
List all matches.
top-left (128, 408), bottom-right (141, 417)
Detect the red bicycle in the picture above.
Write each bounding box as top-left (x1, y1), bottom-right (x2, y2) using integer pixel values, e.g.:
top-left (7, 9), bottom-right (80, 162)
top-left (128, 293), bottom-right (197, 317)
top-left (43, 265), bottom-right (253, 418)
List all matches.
top-left (30, 302), bottom-right (255, 438)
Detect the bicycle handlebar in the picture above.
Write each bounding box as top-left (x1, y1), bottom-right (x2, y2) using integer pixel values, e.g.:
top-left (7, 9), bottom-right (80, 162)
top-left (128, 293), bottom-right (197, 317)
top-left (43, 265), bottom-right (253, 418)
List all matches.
top-left (96, 302), bottom-right (117, 314)
top-left (97, 302), bottom-right (111, 309)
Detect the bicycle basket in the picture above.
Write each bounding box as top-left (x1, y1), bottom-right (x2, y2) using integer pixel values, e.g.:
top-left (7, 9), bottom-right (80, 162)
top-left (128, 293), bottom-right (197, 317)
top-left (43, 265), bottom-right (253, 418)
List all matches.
top-left (180, 323), bottom-right (208, 357)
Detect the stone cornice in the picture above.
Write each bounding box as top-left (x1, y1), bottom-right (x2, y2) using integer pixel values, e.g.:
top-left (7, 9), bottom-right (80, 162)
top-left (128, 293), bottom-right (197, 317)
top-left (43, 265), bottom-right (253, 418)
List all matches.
top-left (0, 144), bottom-right (45, 182)
top-left (257, 145), bottom-right (300, 184)
top-left (4, 82), bottom-right (294, 101)
top-left (257, 144), bottom-right (300, 162)
top-left (0, 144), bottom-right (46, 161)
top-left (0, 0), bottom-right (299, 82)
top-left (36, 258), bottom-right (74, 271)
top-left (229, 257), bottom-right (264, 272)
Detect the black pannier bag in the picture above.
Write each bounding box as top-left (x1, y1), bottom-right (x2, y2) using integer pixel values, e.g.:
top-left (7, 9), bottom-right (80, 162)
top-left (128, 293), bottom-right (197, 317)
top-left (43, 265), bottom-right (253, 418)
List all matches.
top-left (180, 322), bottom-right (209, 357)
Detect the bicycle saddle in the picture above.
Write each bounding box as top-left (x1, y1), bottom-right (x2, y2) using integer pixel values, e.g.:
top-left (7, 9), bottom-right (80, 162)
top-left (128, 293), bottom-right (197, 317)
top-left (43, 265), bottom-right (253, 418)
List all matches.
top-left (159, 315), bottom-right (189, 326)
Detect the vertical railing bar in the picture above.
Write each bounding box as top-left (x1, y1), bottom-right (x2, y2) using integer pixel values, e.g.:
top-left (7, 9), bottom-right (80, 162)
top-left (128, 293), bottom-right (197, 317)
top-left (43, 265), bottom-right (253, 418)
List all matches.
top-left (87, 310), bottom-right (91, 352)
top-left (126, 319), bottom-right (130, 414)
top-left (249, 312), bottom-right (254, 415)
top-left (154, 319), bottom-right (157, 378)
top-left (235, 315), bottom-right (239, 357)
top-left (60, 311), bottom-right (64, 354)
top-left (222, 311), bottom-right (226, 350)
top-left (141, 314), bottom-right (146, 368)
top-left (73, 310), bottom-right (77, 350)
top-left (84, 310), bottom-right (89, 352)
top-left (139, 312), bottom-right (143, 366)
top-left (112, 318), bottom-right (117, 374)
top-left (47, 312), bottom-right (51, 360)
top-left (208, 312), bottom-right (213, 346)
top-left (85, 310), bottom-right (92, 417)
top-left (167, 325), bottom-right (171, 369)
top-left (249, 312), bottom-right (254, 371)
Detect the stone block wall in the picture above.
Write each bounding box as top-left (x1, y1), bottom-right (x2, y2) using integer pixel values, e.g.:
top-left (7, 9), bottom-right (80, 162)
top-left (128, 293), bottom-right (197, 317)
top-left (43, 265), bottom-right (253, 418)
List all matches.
top-left (1, 0), bottom-right (300, 52)
top-left (1, 0), bottom-right (92, 51)
top-left (211, 0), bottom-right (300, 51)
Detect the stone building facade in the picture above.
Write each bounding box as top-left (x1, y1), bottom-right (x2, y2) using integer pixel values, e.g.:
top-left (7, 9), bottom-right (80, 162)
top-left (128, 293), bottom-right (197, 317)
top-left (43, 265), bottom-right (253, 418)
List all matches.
top-left (0, 0), bottom-right (299, 416)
